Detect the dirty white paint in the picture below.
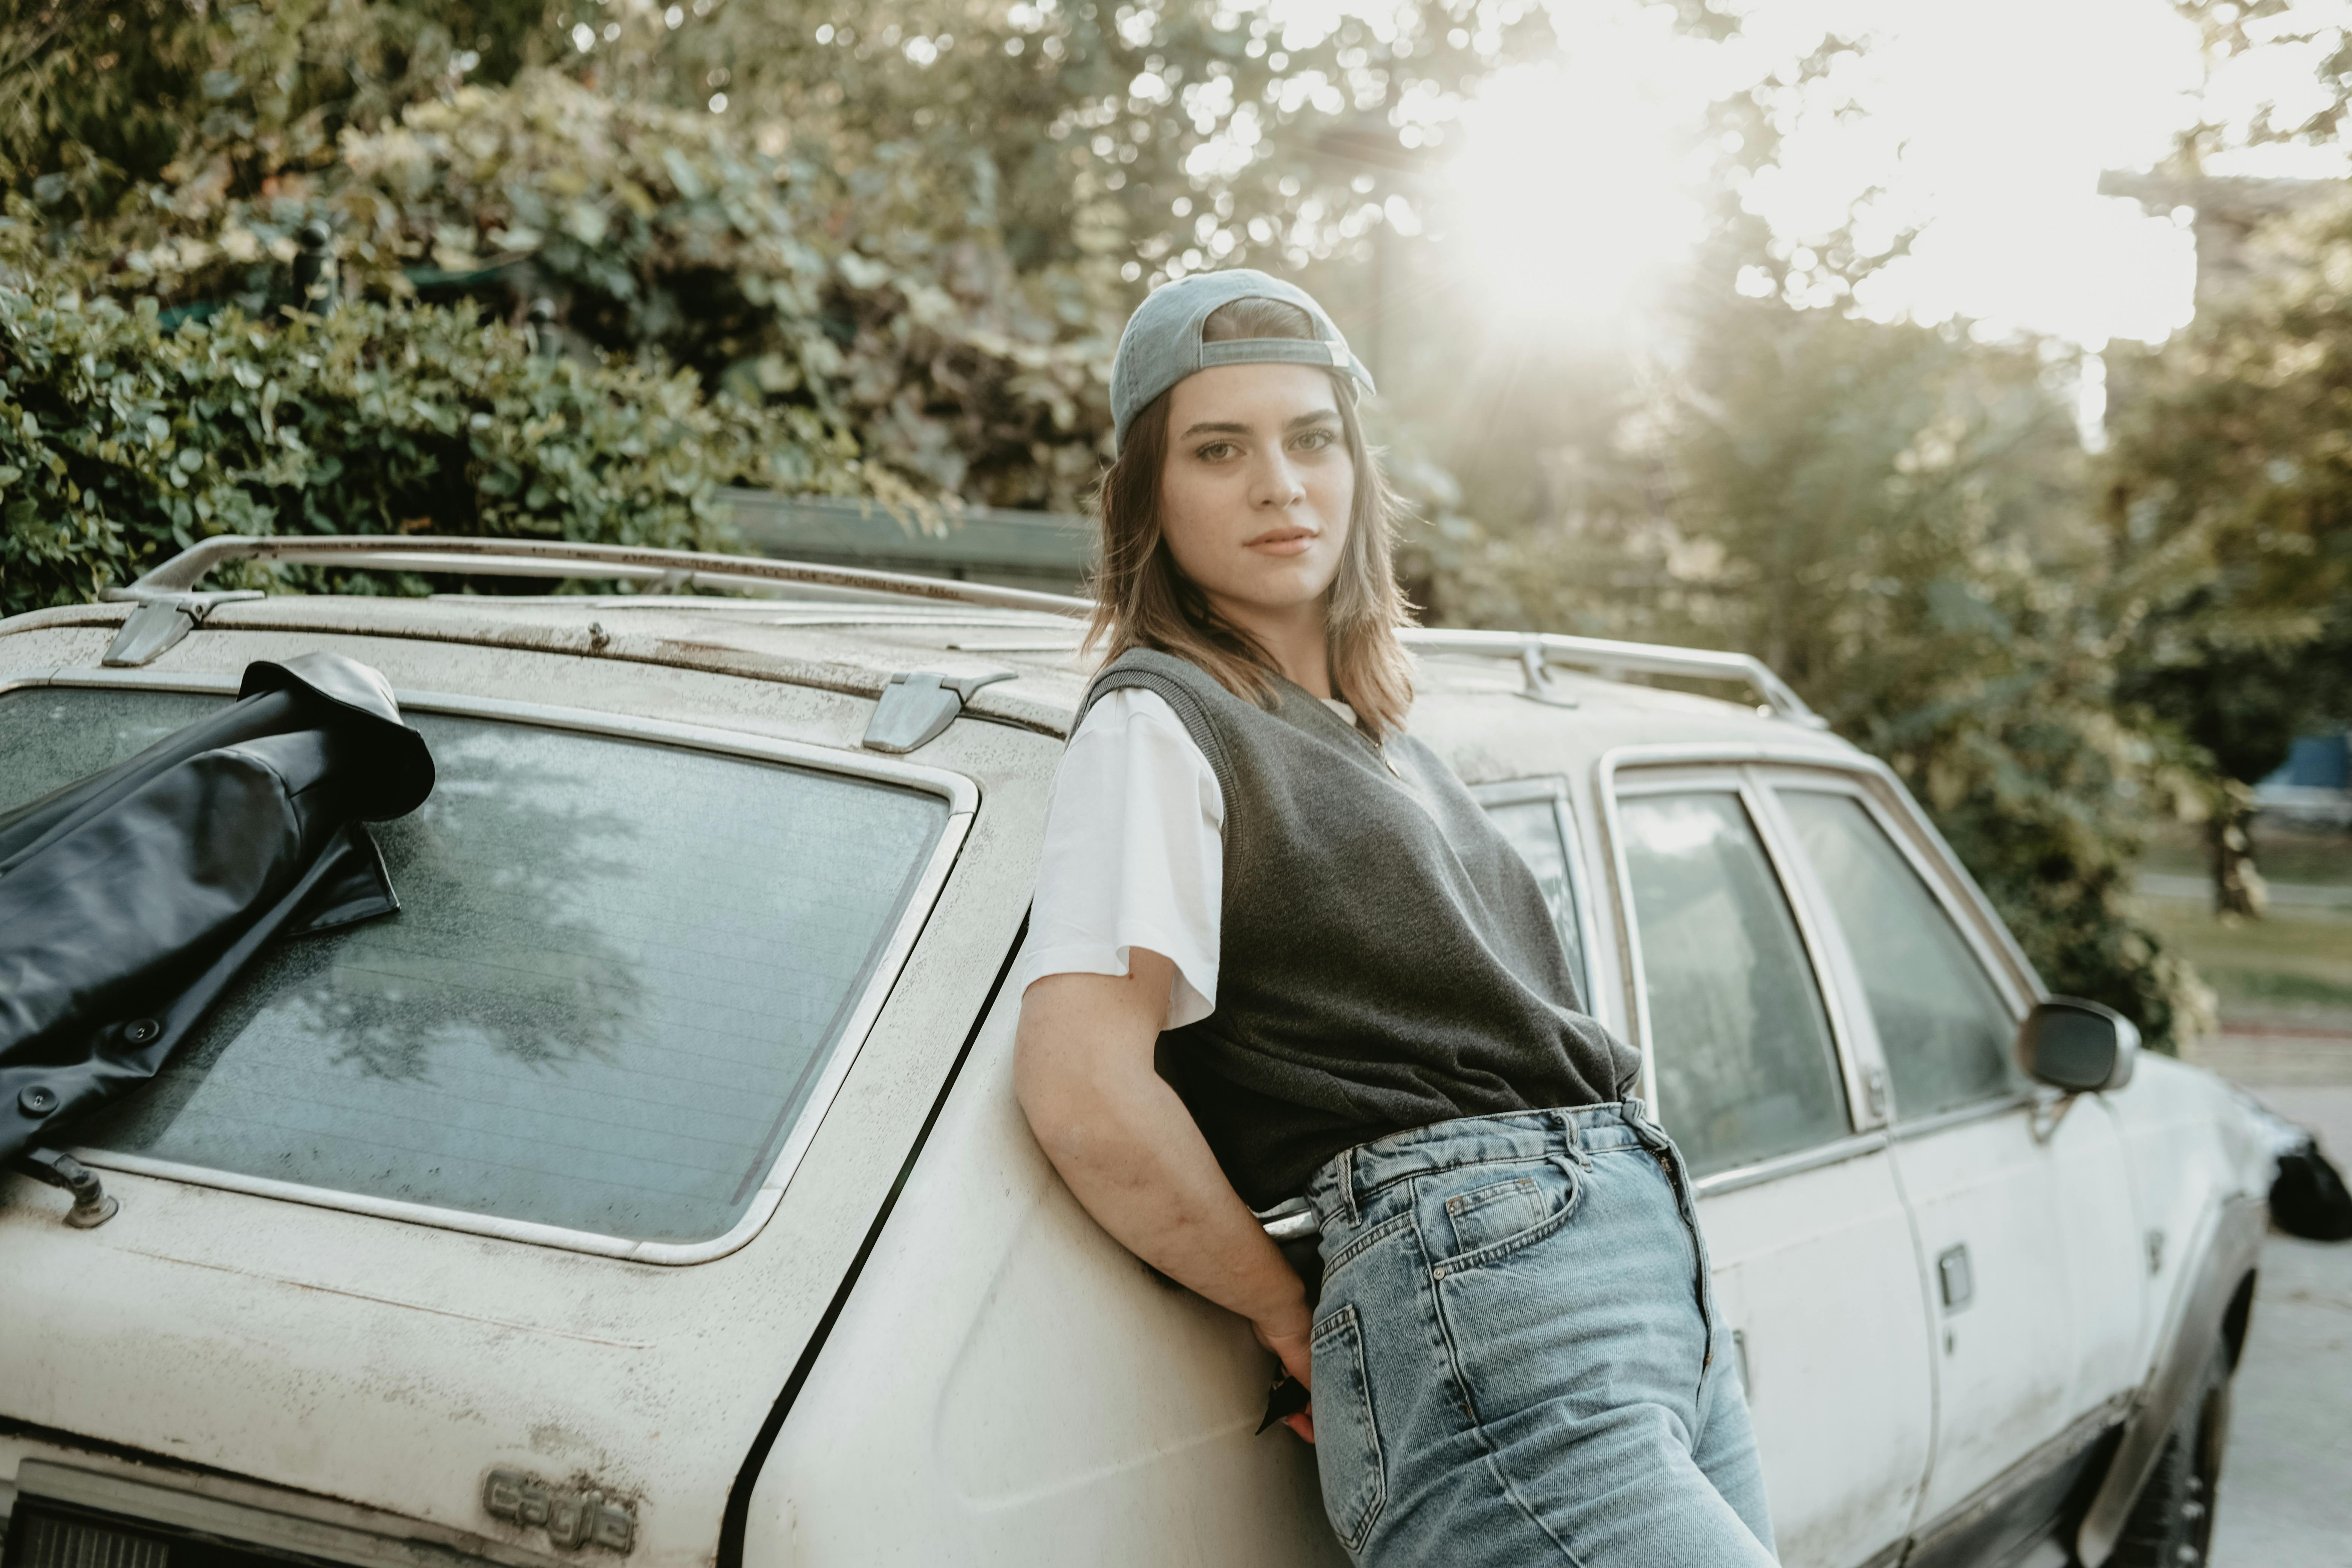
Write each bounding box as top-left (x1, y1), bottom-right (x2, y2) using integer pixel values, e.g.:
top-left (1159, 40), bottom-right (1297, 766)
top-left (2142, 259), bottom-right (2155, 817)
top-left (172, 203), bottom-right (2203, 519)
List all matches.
top-left (0, 594), bottom-right (2276, 1568)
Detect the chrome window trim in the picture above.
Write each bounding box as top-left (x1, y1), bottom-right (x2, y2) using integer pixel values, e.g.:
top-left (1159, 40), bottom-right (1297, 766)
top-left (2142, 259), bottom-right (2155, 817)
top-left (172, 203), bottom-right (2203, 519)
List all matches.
top-left (1469, 775), bottom-right (1605, 1025)
top-left (1691, 1132), bottom-right (1890, 1199)
top-left (0, 668), bottom-right (979, 1266)
top-left (1597, 755), bottom-right (1876, 1155)
top-left (1886, 1091), bottom-right (2037, 1143)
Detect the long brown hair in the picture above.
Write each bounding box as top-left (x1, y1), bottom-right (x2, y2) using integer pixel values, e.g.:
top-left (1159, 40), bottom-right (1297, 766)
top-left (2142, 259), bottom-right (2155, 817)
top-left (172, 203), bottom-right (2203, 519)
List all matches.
top-left (1086, 296), bottom-right (1416, 736)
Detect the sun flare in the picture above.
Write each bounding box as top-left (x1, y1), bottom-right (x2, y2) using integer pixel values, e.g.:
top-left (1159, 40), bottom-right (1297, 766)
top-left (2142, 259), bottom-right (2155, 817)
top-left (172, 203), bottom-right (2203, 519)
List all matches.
top-left (1439, 57), bottom-right (1706, 332)
top-left (1401, 0), bottom-right (2205, 348)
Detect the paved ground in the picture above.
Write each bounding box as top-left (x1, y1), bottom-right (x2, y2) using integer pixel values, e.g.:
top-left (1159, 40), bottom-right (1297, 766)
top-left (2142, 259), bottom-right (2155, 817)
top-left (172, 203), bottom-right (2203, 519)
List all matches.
top-left (2138, 852), bottom-right (2352, 1567)
top-left (2135, 851), bottom-right (2352, 1561)
top-left (2185, 1045), bottom-right (2352, 1567)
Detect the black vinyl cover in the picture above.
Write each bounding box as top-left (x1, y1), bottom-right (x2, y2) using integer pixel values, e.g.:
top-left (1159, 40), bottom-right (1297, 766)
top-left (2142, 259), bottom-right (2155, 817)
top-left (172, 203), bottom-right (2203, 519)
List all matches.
top-left (2273, 1135), bottom-right (2352, 1242)
top-left (0, 651), bottom-right (435, 1163)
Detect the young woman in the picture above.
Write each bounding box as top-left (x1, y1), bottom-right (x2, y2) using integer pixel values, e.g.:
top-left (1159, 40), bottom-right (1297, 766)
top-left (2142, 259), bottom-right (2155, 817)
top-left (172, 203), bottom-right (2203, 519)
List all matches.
top-left (1012, 269), bottom-right (1779, 1567)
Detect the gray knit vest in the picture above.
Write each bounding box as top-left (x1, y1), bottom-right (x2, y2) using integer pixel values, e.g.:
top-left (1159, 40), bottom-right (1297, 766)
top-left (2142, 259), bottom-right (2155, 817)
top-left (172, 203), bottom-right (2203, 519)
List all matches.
top-left (1080, 648), bottom-right (1642, 1208)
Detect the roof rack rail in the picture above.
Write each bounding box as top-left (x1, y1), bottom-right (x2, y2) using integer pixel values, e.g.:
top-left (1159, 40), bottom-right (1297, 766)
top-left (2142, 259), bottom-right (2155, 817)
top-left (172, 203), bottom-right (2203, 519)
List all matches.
top-left (1401, 628), bottom-right (1825, 729)
top-left (109, 533), bottom-right (1096, 613)
top-left (96, 533), bottom-right (1092, 665)
top-left (94, 536), bottom-right (1821, 726)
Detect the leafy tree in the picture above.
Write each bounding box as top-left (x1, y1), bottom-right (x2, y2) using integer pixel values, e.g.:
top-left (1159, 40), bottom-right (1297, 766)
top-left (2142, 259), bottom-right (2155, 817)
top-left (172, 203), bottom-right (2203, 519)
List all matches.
top-left (2104, 198), bottom-right (2352, 914)
top-left (680, 0), bottom-right (1542, 283)
top-left (46, 67), bottom-right (1110, 507)
top-left (0, 0), bottom-right (547, 222)
top-left (0, 225), bottom-right (835, 615)
top-left (1422, 256), bottom-right (2214, 1046)
top-left (2, 0), bottom-right (2232, 1046)
top-left (3, 0), bottom-right (1558, 514)
top-left (1377, 31), bottom-right (2219, 1044)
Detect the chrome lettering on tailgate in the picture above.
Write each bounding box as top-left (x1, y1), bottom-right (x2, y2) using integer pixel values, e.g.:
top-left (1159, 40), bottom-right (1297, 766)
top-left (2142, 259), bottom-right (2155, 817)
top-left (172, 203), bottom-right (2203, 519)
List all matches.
top-left (482, 1468), bottom-right (636, 1553)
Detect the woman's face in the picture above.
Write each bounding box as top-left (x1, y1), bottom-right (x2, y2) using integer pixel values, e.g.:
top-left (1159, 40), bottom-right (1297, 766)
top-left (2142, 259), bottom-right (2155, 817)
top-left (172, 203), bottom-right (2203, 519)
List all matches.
top-left (1156, 363), bottom-right (1355, 626)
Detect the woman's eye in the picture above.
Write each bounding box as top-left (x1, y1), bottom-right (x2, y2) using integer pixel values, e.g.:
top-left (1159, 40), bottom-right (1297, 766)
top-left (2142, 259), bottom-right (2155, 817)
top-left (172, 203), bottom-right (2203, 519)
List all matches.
top-left (1292, 429), bottom-right (1336, 452)
top-left (1196, 442), bottom-right (1237, 461)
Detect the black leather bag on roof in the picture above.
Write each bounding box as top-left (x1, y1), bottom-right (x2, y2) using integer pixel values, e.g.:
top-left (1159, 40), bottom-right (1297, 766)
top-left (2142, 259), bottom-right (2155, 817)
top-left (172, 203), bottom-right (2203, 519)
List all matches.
top-left (0, 651), bottom-right (435, 1164)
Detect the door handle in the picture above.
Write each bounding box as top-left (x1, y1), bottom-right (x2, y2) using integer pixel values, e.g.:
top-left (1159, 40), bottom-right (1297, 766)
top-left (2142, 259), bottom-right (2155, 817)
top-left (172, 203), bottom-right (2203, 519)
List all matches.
top-left (1937, 1244), bottom-right (1974, 1311)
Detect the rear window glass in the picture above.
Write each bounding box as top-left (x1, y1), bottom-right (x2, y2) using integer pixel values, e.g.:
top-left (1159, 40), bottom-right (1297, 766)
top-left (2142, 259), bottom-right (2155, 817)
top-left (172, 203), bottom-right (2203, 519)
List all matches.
top-left (0, 687), bottom-right (951, 1245)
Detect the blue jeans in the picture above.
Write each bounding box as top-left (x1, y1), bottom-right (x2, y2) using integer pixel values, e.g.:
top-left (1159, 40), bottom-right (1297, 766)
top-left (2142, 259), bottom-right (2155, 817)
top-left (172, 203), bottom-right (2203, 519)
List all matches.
top-left (1300, 1102), bottom-right (1778, 1566)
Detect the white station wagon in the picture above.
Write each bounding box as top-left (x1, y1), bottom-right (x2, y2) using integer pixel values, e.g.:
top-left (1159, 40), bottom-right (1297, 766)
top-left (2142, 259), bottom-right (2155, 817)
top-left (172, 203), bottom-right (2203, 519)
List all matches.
top-left (0, 535), bottom-right (2275, 1568)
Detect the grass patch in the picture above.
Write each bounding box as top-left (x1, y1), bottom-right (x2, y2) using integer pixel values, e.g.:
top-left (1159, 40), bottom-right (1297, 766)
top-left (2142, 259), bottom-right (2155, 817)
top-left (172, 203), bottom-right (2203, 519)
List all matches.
top-left (2139, 821), bottom-right (2352, 887)
top-left (2132, 893), bottom-right (2352, 1026)
top-left (2202, 968), bottom-right (2352, 1010)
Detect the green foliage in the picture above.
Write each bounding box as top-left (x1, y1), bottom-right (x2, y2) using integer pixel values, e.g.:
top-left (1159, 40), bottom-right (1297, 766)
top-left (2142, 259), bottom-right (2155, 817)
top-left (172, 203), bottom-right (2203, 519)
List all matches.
top-left (28, 58), bottom-right (1121, 510)
top-left (2103, 202), bottom-right (2352, 786)
top-left (2097, 199), bottom-right (2352, 915)
top-left (3, 0), bottom-right (2244, 1045)
top-left (6, 0), bottom-right (1559, 515)
top-left (681, 0), bottom-right (1545, 283)
top-left (331, 72), bottom-right (1120, 508)
top-left (1423, 292), bottom-right (2213, 1047)
top-left (0, 227), bottom-right (846, 617)
top-left (0, 0), bottom-right (548, 222)
top-left (5, 0), bottom-right (1545, 292)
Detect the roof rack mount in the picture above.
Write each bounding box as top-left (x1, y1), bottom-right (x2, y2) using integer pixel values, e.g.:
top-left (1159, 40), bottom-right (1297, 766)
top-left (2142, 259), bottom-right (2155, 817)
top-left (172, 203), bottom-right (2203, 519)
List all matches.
top-left (95, 536), bottom-right (1823, 726)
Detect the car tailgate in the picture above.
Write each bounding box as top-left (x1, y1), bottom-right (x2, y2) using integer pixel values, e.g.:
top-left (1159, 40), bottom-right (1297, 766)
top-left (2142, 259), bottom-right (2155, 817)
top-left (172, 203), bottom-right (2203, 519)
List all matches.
top-left (0, 625), bottom-right (1058, 1568)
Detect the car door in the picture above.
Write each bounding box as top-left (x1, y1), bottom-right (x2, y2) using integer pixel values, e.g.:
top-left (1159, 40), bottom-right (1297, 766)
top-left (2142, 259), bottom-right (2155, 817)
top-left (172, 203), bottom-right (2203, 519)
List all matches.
top-left (1606, 765), bottom-right (1934, 1568)
top-left (1760, 775), bottom-right (2145, 1559)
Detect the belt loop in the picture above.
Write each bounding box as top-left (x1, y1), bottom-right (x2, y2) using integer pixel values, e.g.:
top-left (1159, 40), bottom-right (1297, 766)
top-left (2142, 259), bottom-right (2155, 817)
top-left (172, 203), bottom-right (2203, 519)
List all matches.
top-left (1340, 1146), bottom-right (1361, 1226)
top-left (1551, 1108), bottom-right (1591, 1170)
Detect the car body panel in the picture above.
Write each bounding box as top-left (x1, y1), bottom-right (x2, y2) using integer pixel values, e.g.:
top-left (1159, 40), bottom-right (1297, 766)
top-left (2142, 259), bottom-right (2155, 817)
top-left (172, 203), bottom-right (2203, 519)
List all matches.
top-left (1890, 1101), bottom-right (2144, 1521)
top-left (2072, 1058), bottom-right (2275, 1565)
top-left (0, 589), bottom-right (2281, 1568)
top-left (741, 982), bottom-right (1347, 1568)
top-left (0, 622), bottom-right (1052, 1568)
top-left (1696, 1149), bottom-right (1936, 1566)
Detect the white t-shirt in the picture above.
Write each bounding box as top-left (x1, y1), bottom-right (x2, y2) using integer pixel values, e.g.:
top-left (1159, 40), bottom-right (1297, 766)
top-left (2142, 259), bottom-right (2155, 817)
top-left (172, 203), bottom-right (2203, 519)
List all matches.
top-left (1010, 687), bottom-right (1357, 1029)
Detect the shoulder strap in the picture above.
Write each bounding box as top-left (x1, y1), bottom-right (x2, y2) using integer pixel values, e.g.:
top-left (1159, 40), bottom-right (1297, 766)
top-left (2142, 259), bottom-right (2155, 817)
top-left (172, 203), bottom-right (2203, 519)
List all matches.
top-left (1075, 650), bottom-right (1240, 807)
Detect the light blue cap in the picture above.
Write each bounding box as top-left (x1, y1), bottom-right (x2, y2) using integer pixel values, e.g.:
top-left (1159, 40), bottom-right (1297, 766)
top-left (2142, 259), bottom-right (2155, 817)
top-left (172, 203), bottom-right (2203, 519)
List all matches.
top-left (1109, 269), bottom-right (1376, 452)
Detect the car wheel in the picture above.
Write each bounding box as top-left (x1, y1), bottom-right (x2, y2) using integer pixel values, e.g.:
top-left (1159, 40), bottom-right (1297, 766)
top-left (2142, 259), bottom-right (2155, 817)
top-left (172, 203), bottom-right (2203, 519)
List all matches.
top-left (2113, 1341), bottom-right (2233, 1568)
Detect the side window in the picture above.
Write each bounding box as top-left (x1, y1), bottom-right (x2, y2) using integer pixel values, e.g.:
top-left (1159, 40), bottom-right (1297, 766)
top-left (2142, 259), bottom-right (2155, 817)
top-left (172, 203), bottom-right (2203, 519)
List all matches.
top-left (1619, 792), bottom-right (1851, 1177)
top-left (1482, 794), bottom-right (1590, 1008)
top-left (1777, 791), bottom-right (2023, 1121)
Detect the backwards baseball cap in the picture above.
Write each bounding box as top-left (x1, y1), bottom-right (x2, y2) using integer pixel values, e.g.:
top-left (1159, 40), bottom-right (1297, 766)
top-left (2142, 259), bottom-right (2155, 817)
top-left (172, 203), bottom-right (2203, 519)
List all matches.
top-left (1109, 268), bottom-right (1377, 453)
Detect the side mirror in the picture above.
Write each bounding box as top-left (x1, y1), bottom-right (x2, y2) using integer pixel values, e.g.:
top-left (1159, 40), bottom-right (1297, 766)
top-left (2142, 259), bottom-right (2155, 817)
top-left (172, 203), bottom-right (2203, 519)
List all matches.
top-left (2017, 997), bottom-right (2139, 1095)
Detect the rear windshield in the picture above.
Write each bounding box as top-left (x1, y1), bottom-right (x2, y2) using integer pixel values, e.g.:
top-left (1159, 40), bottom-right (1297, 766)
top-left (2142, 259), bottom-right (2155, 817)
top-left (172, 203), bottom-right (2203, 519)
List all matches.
top-left (0, 686), bottom-right (951, 1246)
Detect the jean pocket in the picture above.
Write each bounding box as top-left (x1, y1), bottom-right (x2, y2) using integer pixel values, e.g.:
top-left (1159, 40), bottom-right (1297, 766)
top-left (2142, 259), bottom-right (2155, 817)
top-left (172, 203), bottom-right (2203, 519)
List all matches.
top-left (1438, 1160), bottom-right (1579, 1267)
top-left (1310, 1304), bottom-right (1386, 1553)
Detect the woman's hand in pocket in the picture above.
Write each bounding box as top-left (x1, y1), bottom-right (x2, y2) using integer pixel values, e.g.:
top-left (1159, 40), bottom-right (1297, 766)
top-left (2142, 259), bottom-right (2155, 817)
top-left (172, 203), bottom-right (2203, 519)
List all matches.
top-left (1254, 1309), bottom-right (1317, 1442)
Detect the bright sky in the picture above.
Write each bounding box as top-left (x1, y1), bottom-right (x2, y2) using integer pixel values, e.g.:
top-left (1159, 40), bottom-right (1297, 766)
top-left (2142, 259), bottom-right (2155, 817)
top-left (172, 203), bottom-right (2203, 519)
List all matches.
top-left (1406, 0), bottom-right (2352, 350)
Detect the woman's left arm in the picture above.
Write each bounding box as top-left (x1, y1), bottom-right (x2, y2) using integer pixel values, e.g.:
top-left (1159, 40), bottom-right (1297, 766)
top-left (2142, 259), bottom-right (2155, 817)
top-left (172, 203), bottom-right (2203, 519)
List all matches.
top-left (1015, 952), bottom-right (1316, 1438)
